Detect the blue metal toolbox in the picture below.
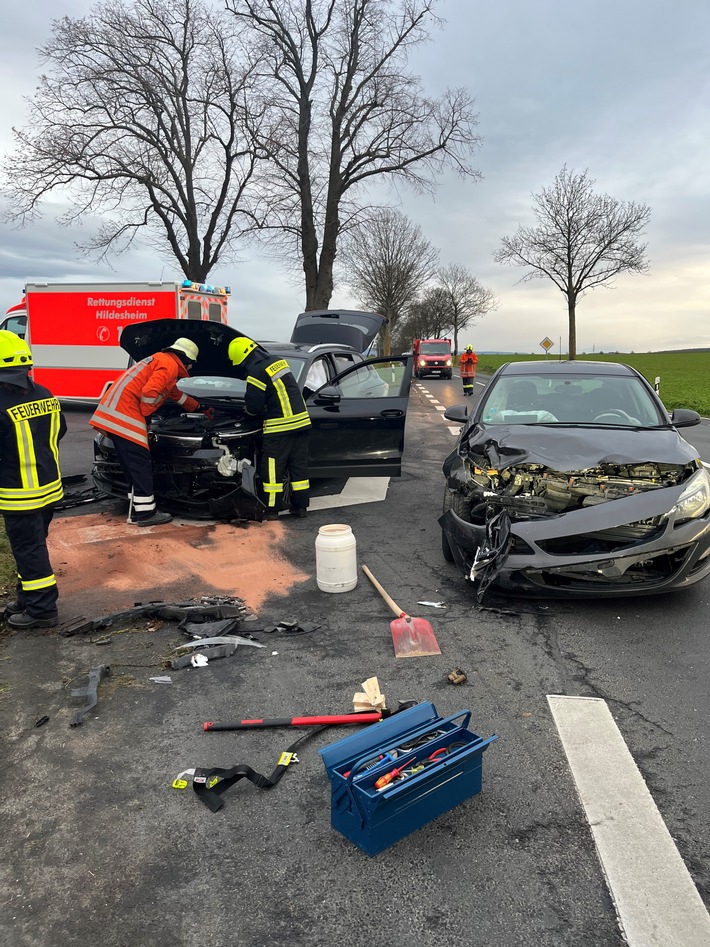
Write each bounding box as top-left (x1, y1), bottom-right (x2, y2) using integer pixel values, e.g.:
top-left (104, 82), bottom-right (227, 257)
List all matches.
top-left (319, 701), bottom-right (497, 856)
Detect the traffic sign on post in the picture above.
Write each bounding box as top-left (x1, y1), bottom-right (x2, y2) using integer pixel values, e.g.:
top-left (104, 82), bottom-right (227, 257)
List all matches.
top-left (540, 337), bottom-right (554, 359)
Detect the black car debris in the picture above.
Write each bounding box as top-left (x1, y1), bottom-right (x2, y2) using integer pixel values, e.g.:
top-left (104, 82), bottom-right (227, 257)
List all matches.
top-left (93, 312), bottom-right (412, 520)
top-left (440, 360), bottom-right (710, 599)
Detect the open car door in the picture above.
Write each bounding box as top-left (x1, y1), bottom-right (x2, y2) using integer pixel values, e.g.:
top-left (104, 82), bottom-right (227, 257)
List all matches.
top-left (306, 356), bottom-right (412, 478)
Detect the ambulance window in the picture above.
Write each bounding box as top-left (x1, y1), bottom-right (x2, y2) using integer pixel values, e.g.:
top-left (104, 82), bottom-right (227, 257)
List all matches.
top-left (2, 315), bottom-right (27, 338)
top-left (187, 300), bottom-right (202, 319)
top-left (208, 302), bottom-right (223, 322)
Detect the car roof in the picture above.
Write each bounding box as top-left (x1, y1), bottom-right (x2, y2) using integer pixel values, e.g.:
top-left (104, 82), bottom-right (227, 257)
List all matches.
top-left (261, 341), bottom-right (360, 357)
top-left (500, 360), bottom-right (636, 377)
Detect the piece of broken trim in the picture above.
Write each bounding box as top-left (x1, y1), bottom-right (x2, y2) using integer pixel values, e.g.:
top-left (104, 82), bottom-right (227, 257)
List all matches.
top-left (174, 635), bottom-right (266, 651)
top-left (69, 665), bottom-right (111, 727)
top-left (417, 601), bottom-right (446, 608)
top-left (59, 596), bottom-right (249, 638)
top-left (169, 644), bottom-right (237, 669)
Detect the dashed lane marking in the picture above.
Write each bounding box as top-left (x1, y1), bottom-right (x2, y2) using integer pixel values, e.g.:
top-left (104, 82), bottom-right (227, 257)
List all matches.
top-left (548, 695), bottom-right (710, 947)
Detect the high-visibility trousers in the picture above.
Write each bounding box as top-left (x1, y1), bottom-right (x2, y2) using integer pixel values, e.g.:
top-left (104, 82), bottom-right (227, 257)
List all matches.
top-left (259, 429), bottom-right (311, 512)
top-left (3, 507), bottom-right (58, 617)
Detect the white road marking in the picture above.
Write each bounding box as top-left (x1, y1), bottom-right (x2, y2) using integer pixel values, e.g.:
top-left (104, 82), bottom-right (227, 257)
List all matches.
top-left (548, 695), bottom-right (710, 947)
top-left (309, 477), bottom-right (389, 511)
top-left (435, 405), bottom-right (446, 412)
top-left (447, 426), bottom-right (461, 436)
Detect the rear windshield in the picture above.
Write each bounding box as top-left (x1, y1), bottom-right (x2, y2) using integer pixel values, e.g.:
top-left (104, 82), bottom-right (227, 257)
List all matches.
top-left (479, 373), bottom-right (666, 426)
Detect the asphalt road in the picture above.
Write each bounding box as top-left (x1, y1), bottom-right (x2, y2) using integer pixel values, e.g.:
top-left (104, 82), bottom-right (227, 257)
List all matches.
top-left (1, 390), bottom-right (708, 947)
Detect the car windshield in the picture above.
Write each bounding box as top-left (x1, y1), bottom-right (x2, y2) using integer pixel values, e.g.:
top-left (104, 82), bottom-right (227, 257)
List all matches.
top-left (420, 342), bottom-right (450, 354)
top-left (478, 373), bottom-right (666, 427)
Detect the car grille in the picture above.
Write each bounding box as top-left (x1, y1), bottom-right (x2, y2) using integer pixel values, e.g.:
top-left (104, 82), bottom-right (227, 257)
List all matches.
top-left (527, 545), bottom-right (692, 590)
top-left (535, 518), bottom-right (665, 555)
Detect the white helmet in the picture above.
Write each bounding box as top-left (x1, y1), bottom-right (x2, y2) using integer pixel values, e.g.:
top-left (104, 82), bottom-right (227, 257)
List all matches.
top-left (169, 338), bottom-right (199, 362)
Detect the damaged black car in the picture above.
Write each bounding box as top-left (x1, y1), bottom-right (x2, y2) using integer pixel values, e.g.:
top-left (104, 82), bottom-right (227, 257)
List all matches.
top-left (93, 313), bottom-right (412, 520)
top-left (439, 360), bottom-right (710, 599)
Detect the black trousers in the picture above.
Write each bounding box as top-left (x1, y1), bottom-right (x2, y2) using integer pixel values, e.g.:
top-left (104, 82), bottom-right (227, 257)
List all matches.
top-left (3, 507), bottom-right (58, 617)
top-left (112, 435), bottom-right (157, 517)
top-left (259, 429), bottom-right (311, 512)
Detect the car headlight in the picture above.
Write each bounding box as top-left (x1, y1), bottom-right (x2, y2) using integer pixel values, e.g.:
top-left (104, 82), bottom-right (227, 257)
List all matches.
top-left (445, 359), bottom-right (452, 366)
top-left (419, 358), bottom-right (426, 366)
top-left (672, 467), bottom-right (710, 523)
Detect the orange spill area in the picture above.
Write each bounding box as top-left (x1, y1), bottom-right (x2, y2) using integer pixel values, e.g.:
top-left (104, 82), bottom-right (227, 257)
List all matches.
top-left (50, 513), bottom-right (311, 614)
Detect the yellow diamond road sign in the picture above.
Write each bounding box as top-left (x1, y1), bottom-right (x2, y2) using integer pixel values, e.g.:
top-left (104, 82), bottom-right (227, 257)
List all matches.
top-left (540, 337), bottom-right (554, 352)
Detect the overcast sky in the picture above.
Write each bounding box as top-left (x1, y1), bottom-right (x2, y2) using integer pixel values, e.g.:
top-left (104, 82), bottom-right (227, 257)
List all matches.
top-left (1, 0), bottom-right (709, 353)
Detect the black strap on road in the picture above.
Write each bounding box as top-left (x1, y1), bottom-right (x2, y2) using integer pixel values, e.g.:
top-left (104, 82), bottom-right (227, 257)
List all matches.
top-left (192, 725), bottom-right (331, 812)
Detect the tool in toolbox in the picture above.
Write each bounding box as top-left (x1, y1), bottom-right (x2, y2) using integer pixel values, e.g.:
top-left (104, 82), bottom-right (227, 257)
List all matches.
top-left (202, 699), bottom-right (417, 731)
top-left (362, 565), bottom-right (441, 658)
top-left (374, 757), bottom-right (415, 790)
top-left (319, 701), bottom-right (497, 856)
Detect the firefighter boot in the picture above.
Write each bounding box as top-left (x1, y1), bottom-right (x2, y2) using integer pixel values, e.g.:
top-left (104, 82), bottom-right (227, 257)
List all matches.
top-left (8, 611), bottom-right (59, 630)
top-left (130, 511), bottom-right (173, 527)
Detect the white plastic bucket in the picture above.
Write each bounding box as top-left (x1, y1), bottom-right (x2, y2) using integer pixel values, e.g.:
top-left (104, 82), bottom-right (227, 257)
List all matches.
top-left (315, 524), bottom-right (357, 593)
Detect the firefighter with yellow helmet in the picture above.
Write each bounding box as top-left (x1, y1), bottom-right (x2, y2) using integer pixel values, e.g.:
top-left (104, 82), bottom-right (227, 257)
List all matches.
top-left (228, 336), bottom-right (311, 519)
top-left (459, 344), bottom-right (478, 396)
top-left (0, 330), bottom-right (66, 629)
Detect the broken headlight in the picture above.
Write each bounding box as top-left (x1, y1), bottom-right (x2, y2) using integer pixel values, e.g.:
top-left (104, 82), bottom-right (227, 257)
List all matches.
top-left (672, 467), bottom-right (710, 523)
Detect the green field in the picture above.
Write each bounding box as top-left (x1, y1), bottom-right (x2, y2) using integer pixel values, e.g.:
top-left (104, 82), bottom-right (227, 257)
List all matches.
top-left (465, 352), bottom-right (710, 417)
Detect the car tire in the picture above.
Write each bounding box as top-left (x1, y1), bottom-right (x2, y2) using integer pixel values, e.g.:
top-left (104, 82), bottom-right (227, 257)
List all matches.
top-left (441, 487), bottom-right (471, 563)
top-left (444, 372), bottom-right (452, 380)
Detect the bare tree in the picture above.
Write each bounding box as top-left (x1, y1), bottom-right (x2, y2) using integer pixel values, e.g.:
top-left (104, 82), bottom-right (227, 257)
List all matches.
top-left (340, 209), bottom-right (438, 353)
top-left (437, 263), bottom-right (496, 354)
top-left (226, 0), bottom-right (481, 310)
top-left (2, 0), bottom-right (263, 281)
top-left (494, 166), bottom-right (651, 359)
top-left (395, 286), bottom-right (452, 351)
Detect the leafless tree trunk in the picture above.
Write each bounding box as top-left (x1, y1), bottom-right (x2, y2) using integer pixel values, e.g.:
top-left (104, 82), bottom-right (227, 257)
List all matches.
top-left (340, 209), bottom-right (438, 354)
top-left (227, 0), bottom-right (481, 310)
top-left (494, 166), bottom-right (651, 359)
top-left (437, 263), bottom-right (496, 354)
top-left (1, 0), bottom-right (264, 281)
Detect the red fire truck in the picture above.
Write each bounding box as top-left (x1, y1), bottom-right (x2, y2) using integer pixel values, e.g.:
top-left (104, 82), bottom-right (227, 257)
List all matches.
top-left (0, 280), bottom-right (230, 402)
top-left (412, 337), bottom-right (453, 379)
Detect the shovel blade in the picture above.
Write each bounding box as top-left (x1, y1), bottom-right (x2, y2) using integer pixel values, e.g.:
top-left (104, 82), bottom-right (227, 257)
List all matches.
top-left (389, 615), bottom-right (441, 658)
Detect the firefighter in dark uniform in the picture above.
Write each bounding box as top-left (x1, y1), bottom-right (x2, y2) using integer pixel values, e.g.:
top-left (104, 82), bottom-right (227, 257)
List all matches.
top-left (228, 337), bottom-right (311, 519)
top-left (0, 330), bottom-right (66, 629)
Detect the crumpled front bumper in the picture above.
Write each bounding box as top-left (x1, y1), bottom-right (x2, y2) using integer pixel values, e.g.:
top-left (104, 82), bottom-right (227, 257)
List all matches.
top-left (439, 484), bottom-right (710, 598)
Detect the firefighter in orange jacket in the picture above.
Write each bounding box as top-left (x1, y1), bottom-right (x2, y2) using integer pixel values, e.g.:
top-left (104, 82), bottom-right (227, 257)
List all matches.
top-left (459, 345), bottom-right (478, 397)
top-left (90, 338), bottom-right (200, 526)
top-left (0, 331), bottom-right (66, 629)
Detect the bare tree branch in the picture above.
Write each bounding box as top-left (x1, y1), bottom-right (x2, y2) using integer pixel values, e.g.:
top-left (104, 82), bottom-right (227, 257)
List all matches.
top-left (1, 0), bottom-right (266, 281)
top-left (227, 0), bottom-right (482, 309)
top-left (340, 208), bottom-right (439, 353)
top-left (494, 166), bottom-right (651, 358)
top-left (437, 263), bottom-right (497, 354)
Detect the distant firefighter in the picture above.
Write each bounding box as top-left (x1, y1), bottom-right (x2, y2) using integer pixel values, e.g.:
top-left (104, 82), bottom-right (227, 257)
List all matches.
top-left (459, 345), bottom-right (478, 396)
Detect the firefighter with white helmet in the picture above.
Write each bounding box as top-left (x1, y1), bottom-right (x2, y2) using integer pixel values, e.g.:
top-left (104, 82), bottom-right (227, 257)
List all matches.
top-left (0, 330), bottom-right (66, 629)
top-left (90, 336), bottom-right (202, 526)
top-left (228, 336), bottom-right (311, 519)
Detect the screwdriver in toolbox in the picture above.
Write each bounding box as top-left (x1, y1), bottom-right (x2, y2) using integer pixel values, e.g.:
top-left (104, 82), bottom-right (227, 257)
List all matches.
top-left (374, 757), bottom-right (415, 791)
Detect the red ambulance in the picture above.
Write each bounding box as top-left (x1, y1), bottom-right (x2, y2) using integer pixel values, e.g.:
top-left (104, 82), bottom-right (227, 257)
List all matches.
top-left (0, 280), bottom-right (230, 402)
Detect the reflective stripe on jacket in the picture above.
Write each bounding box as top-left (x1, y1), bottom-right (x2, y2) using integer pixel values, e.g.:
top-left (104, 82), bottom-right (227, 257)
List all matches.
top-left (0, 381), bottom-right (66, 512)
top-left (244, 355), bottom-right (311, 435)
top-left (90, 352), bottom-right (199, 448)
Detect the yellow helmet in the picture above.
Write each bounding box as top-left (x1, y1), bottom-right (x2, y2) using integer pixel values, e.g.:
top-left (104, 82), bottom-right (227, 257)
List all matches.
top-left (0, 330), bottom-right (33, 369)
top-left (228, 336), bottom-right (257, 366)
top-left (169, 338), bottom-right (199, 362)
top-left (466, 345), bottom-right (473, 353)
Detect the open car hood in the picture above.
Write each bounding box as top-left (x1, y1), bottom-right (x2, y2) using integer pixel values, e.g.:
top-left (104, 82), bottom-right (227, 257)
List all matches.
top-left (290, 310), bottom-right (385, 353)
top-left (121, 319), bottom-right (254, 377)
top-left (463, 422), bottom-right (699, 471)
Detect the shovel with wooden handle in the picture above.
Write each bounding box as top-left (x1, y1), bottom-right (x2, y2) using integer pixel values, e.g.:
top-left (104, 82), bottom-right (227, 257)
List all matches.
top-left (362, 565), bottom-right (441, 658)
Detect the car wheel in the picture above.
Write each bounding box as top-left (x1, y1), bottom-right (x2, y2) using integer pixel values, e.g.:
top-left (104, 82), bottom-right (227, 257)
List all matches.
top-left (441, 486), bottom-right (471, 562)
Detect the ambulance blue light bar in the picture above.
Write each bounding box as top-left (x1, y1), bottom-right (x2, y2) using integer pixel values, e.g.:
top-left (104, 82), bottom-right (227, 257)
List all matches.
top-left (182, 279), bottom-right (231, 295)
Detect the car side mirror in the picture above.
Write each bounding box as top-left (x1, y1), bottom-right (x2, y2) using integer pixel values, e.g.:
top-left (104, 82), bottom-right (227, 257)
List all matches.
top-left (444, 404), bottom-right (469, 423)
top-left (311, 386), bottom-right (340, 405)
top-left (670, 408), bottom-right (701, 428)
